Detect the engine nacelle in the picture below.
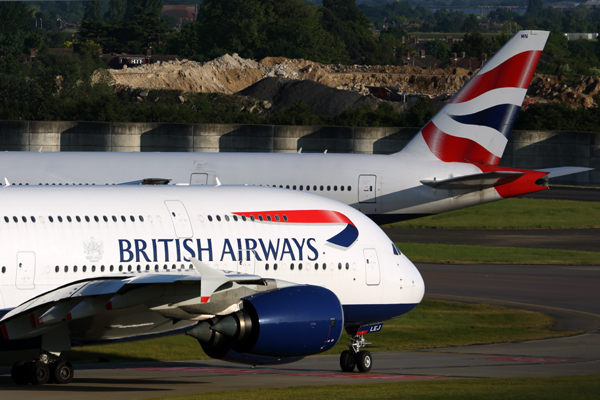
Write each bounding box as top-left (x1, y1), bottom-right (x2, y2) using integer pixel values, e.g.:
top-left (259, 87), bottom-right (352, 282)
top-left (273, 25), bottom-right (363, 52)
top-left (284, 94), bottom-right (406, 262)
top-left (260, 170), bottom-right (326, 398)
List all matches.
top-left (187, 285), bottom-right (344, 359)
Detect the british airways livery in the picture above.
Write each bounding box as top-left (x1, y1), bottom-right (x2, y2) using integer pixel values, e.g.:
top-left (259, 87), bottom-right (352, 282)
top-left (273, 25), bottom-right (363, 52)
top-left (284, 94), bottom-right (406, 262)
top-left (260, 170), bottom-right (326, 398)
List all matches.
top-left (0, 185), bottom-right (424, 385)
top-left (0, 31), bottom-right (588, 224)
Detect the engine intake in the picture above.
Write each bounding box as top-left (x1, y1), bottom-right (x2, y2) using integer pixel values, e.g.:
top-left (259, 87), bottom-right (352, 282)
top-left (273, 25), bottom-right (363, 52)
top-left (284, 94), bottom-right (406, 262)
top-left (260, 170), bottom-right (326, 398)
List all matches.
top-left (188, 285), bottom-right (344, 359)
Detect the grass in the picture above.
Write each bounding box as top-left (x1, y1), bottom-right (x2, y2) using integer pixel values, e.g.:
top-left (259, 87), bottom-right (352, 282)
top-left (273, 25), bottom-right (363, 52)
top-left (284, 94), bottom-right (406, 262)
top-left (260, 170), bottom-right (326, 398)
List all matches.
top-left (398, 242), bottom-right (600, 265)
top-left (148, 376), bottom-right (600, 400)
top-left (386, 198), bottom-right (600, 229)
top-left (1, 299), bottom-right (574, 366)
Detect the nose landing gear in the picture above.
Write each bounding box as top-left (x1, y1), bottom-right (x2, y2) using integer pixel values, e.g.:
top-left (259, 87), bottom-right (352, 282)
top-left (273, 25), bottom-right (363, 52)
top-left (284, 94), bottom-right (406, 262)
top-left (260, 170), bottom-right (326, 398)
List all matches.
top-left (339, 334), bottom-right (373, 372)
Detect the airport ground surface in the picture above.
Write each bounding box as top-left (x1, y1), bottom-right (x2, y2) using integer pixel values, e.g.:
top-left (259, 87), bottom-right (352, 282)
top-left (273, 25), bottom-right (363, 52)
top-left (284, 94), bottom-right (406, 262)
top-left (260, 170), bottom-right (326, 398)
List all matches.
top-left (1, 188), bottom-right (598, 398)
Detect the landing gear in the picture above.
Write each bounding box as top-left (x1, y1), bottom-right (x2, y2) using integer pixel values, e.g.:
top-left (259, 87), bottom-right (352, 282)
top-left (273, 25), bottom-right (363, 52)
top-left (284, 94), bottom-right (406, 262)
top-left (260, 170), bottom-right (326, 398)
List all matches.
top-left (339, 334), bottom-right (373, 373)
top-left (11, 354), bottom-right (74, 385)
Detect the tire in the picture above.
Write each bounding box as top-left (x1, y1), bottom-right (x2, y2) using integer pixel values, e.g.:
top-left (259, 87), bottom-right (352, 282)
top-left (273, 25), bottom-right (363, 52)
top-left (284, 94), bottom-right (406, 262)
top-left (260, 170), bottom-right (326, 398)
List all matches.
top-left (51, 360), bottom-right (74, 384)
top-left (28, 361), bottom-right (50, 385)
top-left (11, 362), bottom-right (28, 385)
top-left (339, 350), bottom-right (356, 372)
top-left (356, 350), bottom-right (372, 372)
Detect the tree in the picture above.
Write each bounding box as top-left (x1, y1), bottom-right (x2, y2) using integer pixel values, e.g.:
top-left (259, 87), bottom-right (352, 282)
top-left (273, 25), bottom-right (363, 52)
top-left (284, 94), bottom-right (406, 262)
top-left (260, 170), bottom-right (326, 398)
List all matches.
top-left (125, 0), bottom-right (163, 20)
top-left (426, 39), bottom-right (450, 61)
top-left (0, 2), bottom-right (33, 35)
top-left (105, 0), bottom-right (126, 24)
top-left (526, 0), bottom-right (543, 15)
top-left (461, 14), bottom-right (479, 33)
top-left (83, 1), bottom-right (103, 22)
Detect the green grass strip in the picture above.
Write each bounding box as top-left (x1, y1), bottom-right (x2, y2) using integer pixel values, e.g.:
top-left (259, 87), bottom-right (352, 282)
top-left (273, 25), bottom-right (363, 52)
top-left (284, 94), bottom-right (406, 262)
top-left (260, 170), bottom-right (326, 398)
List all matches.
top-left (149, 376), bottom-right (600, 400)
top-left (0, 299), bottom-right (573, 366)
top-left (398, 242), bottom-right (600, 265)
top-left (386, 198), bottom-right (600, 229)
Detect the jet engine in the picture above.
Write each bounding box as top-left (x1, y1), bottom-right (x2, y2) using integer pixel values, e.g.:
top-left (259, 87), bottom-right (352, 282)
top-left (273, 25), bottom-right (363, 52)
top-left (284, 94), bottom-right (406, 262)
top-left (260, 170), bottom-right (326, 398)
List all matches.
top-left (186, 285), bottom-right (343, 361)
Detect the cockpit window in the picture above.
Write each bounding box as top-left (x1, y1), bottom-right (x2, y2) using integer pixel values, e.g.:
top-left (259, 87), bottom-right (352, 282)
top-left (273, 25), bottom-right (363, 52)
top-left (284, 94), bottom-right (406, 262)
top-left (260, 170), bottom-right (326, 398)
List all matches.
top-left (392, 243), bottom-right (402, 256)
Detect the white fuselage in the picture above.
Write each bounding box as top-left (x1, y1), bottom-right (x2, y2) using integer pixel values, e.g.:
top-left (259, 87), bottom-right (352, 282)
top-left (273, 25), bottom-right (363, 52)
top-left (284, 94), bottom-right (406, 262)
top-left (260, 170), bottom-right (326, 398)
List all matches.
top-left (0, 151), bottom-right (501, 224)
top-left (0, 185), bottom-right (424, 333)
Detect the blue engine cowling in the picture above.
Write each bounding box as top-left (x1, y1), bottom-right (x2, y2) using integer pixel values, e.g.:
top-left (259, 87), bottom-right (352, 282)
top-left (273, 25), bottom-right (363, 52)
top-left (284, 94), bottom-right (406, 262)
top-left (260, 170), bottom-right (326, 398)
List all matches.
top-left (190, 285), bottom-right (344, 359)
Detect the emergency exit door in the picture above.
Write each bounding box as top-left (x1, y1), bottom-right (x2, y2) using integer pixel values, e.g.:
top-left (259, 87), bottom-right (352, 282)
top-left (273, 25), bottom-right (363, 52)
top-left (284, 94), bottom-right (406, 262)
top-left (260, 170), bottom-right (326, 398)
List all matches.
top-left (16, 252), bottom-right (36, 290)
top-left (358, 175), bottom-right (377, 203)
top-left (364, 248), bottom-right (380, 286)
top-left (165, 200), bottom-right (194, 238)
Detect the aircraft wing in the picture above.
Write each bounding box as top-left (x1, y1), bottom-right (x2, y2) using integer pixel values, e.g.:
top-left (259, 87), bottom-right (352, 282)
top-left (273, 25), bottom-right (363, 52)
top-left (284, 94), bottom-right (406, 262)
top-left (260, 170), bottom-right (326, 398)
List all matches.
top-left (118, 178), bottom-right (172, 185)
top-left (420, 171), bottom-right (525, 190)
top-left (0, 259), bottom-right (269, 347)
top-left (536, 167), bottom-right (594, 179)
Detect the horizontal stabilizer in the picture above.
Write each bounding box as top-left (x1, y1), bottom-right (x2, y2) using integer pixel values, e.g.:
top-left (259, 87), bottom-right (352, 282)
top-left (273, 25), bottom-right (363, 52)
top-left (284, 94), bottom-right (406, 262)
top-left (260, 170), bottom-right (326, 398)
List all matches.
top-left (119, 178), bottom-right (172, 185)
top-left (421, 171), bottom-right (525, 190)
top-left (536, 167), bottom-right (594, 179)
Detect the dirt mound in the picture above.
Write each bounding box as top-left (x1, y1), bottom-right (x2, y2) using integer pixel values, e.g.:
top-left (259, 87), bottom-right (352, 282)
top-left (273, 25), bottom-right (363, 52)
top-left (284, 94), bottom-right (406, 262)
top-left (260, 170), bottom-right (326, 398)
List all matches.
top-left (239, 77), bottom-right (381, 118)
top-left (106, 53), bottom-right (599, 109)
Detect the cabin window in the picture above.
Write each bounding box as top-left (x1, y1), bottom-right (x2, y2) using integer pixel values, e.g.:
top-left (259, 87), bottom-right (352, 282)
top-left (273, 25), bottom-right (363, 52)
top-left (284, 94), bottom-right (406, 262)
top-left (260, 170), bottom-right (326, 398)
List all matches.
top-left (290, 263), bottom-right (294, 270)
top-left (110, 265), bottom-right (114, 272)
top-left (346, 263), bottom-right (350, 270)
top-left (258, 215), bottom-right (263, 221)
top-left (101, 265), bottom-right (105, 272)
top-left (128, 265), bottom-right (132, 271)
top-left (57, 216), bottom-right (63, 222)
top-left (67, 216), bottom-right (72, 222)
top-left (320, 185), bottom-right (324, 191)
top-left (283, 215), bottom-right (288, 222)
top-left (129, 216), bottom-right (134, 222)
top-left (172, 264), bottom-right (176, 270)
top-left (92, 265), bottom-right (96, 272)
top-left (322, 263), bottom-right (327, 270)
top-left (64, 266), bottom-right (68, 272)
top-left (55, 266), bottom-right (59, 273)
top-left (112, 216), bottom-right (117, 222)
top-left (76, 216), bottom-right (81, 222)
top-left (216, 215), bottom-right (221, 222)
top-left (327, 186), bottom-right (331, 191)
top-left (267, 215), bottom-right (272, 221)
top-left (306, 186), bottom-right (310, 191)
top-left (299, 185), bottom-right (303, 190)
top-left (155, 264), bottom-right (159, 271)
top-left (275, 215), bottom-right (280, 222)
top-left (273, 263), bottom-right (278, 271)
top-left (31, 216), bottom-right (36, 223)
top-left (22, 216), bottom-right (27, 222)
top-left (119, 265), bottom-right (123, 272)
top-left (121, 216), bottom-right (126, 222)
top-left (49, 216), bottom-right (54, 222)
top-left (12, 216), bottom-right (17, 223)
top-left (341, 186), bottom-right (344, 191)
top-left (104, 216), bottom-right (108, 222)
top-left (137, 265), bottom-right (141, 271)
top-left (338, 263), bottom-right (342, 270)
top-left (265, 264), bottom-right (269, 271)
top-left (208, 215), bottom-right (213, 221)
top-left (233, 215), bottom-right (238, 222)
top-left (73, 266), bottom-right (77, 272)
top-left (293, 185), bottom-right (297, 190)
top-left (348, 186), bottom-right (352, 191)
top-left (334, 186), bottom-right (338, 191)
top-left (299, 263), bottom-right (303, 270)
top-left (3, 217), bottom-right (8, 223)
top-left (250, 215), bottom-right (255, 221)
top-left (82, 265), bottom-right (87, 272)
top-left (242, 215), bottom-right (247, 221)
top-left (1, 266), bottom-right (5, 274)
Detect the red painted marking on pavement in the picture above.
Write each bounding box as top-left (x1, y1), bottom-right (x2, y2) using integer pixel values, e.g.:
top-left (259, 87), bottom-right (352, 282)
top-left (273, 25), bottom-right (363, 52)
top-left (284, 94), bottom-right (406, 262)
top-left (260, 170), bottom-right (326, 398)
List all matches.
top-left (285, 372), bottom-right (439, 380)
top-left (119, 367), bottom-right (273, 374)
top-left (466, 357), bottom-right (575, 363)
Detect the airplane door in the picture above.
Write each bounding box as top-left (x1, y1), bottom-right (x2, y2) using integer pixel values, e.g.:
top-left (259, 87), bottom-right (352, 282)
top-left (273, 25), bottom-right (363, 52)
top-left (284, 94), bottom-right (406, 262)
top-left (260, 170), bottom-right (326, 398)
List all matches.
top-left (164, 201), bottom-right (194, 238)
top-left (358, 175), bottom-right (377, 203)
top-left (237, 251), bottom-right (255, 274)
top-left (190, 173), bottom-right (208, 185)
top-left (364, 248), bottom-right (380, 286)
top-left (16, 252), bottom-right (35, 290)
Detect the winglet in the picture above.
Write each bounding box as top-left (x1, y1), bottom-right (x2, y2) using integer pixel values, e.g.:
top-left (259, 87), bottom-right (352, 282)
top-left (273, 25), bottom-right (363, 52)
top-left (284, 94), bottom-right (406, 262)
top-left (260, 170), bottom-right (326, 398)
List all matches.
top-left (190, 258), bottom-right (227, 303)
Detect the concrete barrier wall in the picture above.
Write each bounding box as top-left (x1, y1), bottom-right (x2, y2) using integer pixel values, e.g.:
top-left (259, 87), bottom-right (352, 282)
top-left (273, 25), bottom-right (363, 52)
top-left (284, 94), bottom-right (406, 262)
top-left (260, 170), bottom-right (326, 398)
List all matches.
top-left (0, 120), bottom-right (598, 185)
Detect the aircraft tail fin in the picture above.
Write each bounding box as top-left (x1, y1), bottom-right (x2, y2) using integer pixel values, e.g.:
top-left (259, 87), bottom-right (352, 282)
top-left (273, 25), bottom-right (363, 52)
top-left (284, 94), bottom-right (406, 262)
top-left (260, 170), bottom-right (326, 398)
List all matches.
top-left (396, 30), bottom-right (549, 166)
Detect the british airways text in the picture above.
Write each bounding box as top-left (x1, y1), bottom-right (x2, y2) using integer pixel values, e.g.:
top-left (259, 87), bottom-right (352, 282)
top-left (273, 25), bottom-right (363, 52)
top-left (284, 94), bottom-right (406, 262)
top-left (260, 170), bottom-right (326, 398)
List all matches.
top-left (118, 237), bottom-right (319, 263)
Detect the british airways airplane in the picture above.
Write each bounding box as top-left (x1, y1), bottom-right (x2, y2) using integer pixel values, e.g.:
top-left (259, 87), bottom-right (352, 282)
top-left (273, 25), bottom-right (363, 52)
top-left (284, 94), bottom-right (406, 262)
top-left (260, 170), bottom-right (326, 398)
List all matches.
top-left (0, 31), bottom-right (587, 224)
top-left (0, 185), bottom-right (424, 385)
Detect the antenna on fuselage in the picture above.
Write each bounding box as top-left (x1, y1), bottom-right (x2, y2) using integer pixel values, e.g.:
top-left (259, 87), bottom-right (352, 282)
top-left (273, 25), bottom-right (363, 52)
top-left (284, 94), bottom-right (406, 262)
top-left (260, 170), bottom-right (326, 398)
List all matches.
top-left (215, 177), bottom-right (222, 187)
top-left (4, 178), bottom-right (11, 187)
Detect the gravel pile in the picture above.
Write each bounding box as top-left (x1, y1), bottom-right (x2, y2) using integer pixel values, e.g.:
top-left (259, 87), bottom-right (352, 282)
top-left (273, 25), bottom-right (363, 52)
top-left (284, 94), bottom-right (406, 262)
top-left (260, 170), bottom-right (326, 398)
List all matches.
top-left (238, 77), bottom-right (381, 118)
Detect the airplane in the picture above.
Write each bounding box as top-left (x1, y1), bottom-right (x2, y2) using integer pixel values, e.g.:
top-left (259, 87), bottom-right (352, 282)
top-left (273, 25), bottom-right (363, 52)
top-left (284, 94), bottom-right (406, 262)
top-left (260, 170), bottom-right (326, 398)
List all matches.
top-left (0, 184), bottom-right (424, 385)
top-left (0, 30), bottom-right (589, 225)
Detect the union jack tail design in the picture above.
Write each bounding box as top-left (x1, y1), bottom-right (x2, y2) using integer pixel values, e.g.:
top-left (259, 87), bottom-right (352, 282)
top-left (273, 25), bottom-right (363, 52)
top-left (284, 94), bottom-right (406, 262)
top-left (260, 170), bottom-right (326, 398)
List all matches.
top-left (397, 30), bottom-right (549, 166)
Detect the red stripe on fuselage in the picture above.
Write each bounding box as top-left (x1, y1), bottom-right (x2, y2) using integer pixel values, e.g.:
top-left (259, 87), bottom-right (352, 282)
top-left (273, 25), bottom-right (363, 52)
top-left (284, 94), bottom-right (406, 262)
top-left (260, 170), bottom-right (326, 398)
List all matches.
top-left (421, 121), bottom-right (501, 165)
top-left (233, 210), bottom-right (353, 226)
top-left (1, 324), bottom-right (8, 340)
top-left (451, 50), bottom-right (542, 104)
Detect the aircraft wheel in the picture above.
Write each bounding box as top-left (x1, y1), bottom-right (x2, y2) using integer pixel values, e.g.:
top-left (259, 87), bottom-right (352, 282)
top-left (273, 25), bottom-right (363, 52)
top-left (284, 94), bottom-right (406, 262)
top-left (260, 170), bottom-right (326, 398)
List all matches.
top-left (51, 360), bottom-right (74, 384)
top-left (356, 350), bottom-right (372, 372)
top-left (339, 350), bottom-right (356, 372)
top-left (11, 361), bottom-right (29, 385)
top-left (28, 361), bottom-right (50, 385)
